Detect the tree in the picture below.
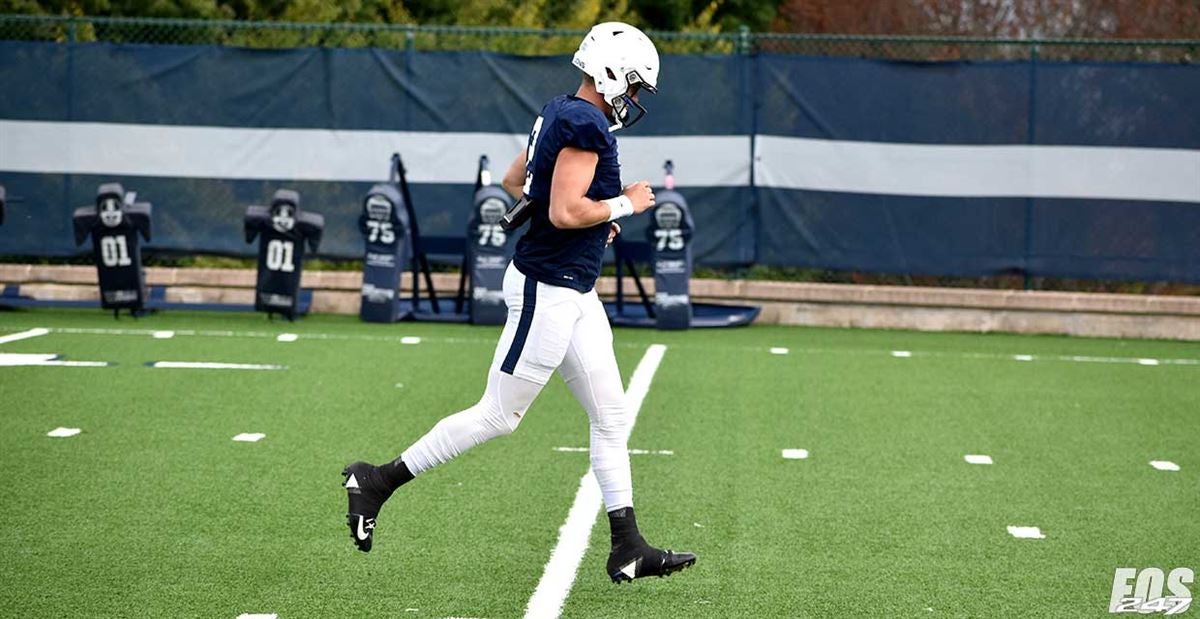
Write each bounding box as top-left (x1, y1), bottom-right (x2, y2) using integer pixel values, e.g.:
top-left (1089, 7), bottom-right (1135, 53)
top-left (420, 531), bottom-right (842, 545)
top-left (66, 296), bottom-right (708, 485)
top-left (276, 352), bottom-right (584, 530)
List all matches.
top-left (771, 0), bottom-right (1200, 39)
top-left (1, 0), bottom-right (788, 33)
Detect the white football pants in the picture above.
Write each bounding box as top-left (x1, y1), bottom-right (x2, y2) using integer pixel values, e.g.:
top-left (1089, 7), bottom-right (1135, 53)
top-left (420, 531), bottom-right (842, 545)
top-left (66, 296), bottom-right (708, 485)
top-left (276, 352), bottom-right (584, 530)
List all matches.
top-left (401, 262), bottom-right (634, 510)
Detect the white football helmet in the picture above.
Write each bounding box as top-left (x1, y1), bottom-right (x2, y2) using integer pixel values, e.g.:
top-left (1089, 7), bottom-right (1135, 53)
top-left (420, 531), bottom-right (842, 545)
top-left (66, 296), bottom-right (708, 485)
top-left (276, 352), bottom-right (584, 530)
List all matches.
top-left (572, 22), bottom-right (660, 130)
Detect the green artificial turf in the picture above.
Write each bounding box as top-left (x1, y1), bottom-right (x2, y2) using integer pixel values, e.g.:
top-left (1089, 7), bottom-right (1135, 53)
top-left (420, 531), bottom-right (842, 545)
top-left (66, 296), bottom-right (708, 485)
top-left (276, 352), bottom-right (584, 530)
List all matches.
top-left (0, 308), bottom-right (1196, 618)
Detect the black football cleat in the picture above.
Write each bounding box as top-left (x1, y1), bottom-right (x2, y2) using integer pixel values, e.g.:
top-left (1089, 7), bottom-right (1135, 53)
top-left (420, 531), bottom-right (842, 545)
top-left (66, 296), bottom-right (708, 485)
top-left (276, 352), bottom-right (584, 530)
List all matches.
top-left (342, 461), bottom-right (393, 553)
top-left (607, 538), bottom-right (697, 583)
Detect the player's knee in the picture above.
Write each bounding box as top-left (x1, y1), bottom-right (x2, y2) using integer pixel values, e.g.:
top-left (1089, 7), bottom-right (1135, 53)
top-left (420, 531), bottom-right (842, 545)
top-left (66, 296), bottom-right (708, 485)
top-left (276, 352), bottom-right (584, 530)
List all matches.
top-left (590, 405), bottom-right (630, 440)
top-left (479, 401), bottom-right (525, 437)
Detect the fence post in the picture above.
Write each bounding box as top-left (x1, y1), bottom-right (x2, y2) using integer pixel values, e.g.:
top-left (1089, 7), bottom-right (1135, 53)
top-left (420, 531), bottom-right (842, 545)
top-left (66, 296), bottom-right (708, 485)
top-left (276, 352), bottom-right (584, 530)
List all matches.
top-left (1022, 43), bottom-right (1039, 291)
top-left (63, 15), bottom-right (78, 256)
top-left (738, 24), bottom-right (751, 55)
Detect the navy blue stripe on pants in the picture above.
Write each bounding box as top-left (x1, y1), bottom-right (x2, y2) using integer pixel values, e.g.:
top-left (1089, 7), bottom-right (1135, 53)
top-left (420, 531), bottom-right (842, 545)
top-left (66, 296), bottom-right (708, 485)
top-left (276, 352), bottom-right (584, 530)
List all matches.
top-left (500, 275), bottom-right (538, 375)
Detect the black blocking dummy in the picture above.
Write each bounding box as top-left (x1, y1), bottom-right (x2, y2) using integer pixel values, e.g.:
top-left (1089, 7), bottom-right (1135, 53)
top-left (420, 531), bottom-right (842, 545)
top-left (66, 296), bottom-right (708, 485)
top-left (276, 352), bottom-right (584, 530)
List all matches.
top-left (244, 189), bottom-right (324, 321)
top-left (72, 183), bottom-right (152, 316)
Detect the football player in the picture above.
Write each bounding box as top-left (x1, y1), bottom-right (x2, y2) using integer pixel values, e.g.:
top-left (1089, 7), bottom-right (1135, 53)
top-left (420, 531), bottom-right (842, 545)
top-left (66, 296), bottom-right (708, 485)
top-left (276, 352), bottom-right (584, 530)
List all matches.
top-left (344, 22), bottom-right (696, 583)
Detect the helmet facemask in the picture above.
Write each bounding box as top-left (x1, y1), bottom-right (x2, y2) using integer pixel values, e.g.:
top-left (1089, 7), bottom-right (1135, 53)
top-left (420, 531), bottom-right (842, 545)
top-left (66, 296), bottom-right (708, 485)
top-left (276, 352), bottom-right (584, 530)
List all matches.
top-left (608, 70), bottom-right (656, 130)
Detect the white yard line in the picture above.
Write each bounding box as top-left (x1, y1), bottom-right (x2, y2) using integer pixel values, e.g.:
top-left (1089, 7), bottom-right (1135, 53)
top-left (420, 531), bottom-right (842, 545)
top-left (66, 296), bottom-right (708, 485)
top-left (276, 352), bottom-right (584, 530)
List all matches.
top-left (23, 326), bottom-right (1200, 367)
top-left (0, 327), bottom-right (49, 345)
top-left (0, 353), bottom-right (109, 367)
top-left (524, 344), bottom-right (667, 619)
top-left (149, 361), bottom-right (286, 370)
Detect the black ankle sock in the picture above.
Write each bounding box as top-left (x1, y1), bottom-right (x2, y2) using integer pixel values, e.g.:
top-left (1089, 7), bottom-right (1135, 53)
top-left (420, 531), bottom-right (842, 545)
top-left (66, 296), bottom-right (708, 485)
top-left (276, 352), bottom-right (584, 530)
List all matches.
top-left (379, 458), bottom-right (415, 492)
top-left (607, 506), bottom-right (642, 547)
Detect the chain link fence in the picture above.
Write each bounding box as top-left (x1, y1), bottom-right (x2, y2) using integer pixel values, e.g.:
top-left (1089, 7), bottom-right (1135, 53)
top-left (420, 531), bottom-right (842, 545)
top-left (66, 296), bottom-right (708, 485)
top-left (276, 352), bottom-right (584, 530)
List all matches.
top-left (0, 15), bottom-right (743, 55)
top-left (2, 14), bottom-right (1199, 61)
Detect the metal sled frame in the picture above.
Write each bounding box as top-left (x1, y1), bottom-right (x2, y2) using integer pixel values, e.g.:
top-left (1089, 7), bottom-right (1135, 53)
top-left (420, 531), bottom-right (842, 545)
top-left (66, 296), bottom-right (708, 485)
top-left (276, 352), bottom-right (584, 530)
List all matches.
top-left (605, 240), bottom-right (761, 329)
top-left (389, 153), bottom-right (472, 323)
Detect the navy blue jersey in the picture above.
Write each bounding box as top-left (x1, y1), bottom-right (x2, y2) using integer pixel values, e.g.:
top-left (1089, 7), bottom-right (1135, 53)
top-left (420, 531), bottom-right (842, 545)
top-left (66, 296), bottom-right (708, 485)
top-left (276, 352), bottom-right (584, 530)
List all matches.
top-left (513, 95), bottom-right (621, 293)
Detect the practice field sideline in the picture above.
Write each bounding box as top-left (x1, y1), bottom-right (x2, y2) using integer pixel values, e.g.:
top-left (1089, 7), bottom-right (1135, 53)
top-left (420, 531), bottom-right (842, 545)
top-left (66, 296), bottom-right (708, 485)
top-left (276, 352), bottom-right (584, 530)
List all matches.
top-left (0, 309), bottom-right (1195, 618)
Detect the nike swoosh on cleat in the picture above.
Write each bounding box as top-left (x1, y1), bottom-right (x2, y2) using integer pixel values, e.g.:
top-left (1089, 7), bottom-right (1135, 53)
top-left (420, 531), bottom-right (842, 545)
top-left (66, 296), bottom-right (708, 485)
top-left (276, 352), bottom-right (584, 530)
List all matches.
top-left (355, 516), bottom-right (373, 541)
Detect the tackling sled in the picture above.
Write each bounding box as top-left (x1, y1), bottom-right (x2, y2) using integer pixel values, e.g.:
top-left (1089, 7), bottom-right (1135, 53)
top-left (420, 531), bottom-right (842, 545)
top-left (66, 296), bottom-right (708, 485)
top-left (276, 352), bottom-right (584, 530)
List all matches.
top-left (358, 154), bottom-right (517, 325)
top-left (605, 162), bottom-right (760, 329)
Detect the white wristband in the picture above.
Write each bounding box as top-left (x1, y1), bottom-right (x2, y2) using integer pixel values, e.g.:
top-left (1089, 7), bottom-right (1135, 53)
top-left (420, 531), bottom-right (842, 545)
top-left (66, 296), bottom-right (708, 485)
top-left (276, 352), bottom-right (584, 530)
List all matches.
top-left (603, 195), bottom-right (635, 222)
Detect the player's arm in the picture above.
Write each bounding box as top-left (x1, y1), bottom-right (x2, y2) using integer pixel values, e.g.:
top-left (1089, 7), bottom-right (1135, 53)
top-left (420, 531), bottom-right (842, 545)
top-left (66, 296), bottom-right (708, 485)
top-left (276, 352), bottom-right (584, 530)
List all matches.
top-left (549, 147), bottom-right (655, 230)
top-left (501, 148), bottom-right (527, 199)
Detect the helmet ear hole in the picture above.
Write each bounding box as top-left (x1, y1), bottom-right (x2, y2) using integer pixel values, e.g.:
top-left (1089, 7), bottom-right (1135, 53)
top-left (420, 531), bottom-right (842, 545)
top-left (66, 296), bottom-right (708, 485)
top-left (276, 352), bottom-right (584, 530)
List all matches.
top-left (605, 67), bottom-right (617, 81)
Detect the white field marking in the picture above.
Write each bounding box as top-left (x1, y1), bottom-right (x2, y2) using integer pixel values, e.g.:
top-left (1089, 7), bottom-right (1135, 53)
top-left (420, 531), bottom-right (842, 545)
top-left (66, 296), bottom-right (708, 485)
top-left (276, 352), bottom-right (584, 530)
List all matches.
top-left (232, 433), bottom-right (266, 443)
top-left (693, 522), bottom-right (705, 528)
top-left (0, 327), bottom-right (50, 345)
top-left (395, 383), bottom-right (405, 389)
top-left (276, 333), bottom-right (298, 342)
top-left (891, 350), bottom-right (913, 358)
top-left (1, 353), bottom-right (56, 364)
top-left (769, 347), bottom-right (789, 355)
top-left (1055, 354), bottom-right (1185, 366)
top-left (152, 330), bottom-right (175, 339)
top-left (964, 454), bottom-right (994, 465)
top-left (781, 448), bottom-right (809, 460)
top-left (0, 353), bottom-right (109, 367)
top-left (1007, 526), bottom-right (1046, 539)
top-left (551, 447), bottom-right (674, 456)
top-left (525, 344), bottom-right (667, 619)
top-left (953, 352), bottom-right (1197, 367)
top-left (1149, 460), bottom-right (1180, 472)
top-left (36, 327), bottom-right (1200, 367)
top-left (236, 615), bottom-right (277, 619)
top-left (401, 336), bottom-right (422, 345)
top-left (47, 427), bottom-right (82, 438)
top-left (405, 609), bottom-right (419, 613)
top-left (150, 361), bottom-right (286, 370)
top-left (46, 326), bottom-right (497, 346)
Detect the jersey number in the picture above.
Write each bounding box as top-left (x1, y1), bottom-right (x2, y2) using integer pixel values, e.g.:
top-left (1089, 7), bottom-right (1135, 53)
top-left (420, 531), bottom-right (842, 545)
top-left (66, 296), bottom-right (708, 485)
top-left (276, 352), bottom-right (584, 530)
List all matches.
top-left (654, 229), bottom-right (685, 251)
top-left (477, 224), bottom-right (507, 247)
top-left (365, 221), bottom-right (396, 244)
top-left (522, 115), bottom-right (545, 195)
top-left (99, 236), bottom-right (132, 267)
top-left (266, 239), bottom-right (295, 272)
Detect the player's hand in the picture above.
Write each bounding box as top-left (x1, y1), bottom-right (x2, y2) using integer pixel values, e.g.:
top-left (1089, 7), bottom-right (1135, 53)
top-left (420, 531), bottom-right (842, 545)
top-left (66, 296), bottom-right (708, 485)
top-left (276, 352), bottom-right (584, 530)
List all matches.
top-left (606, 222), bottom-right (621, 246)
top-left (623, 181), bottom-right (655, 215)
